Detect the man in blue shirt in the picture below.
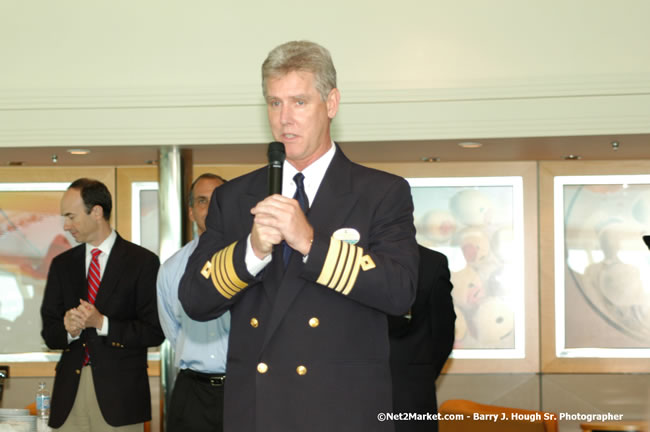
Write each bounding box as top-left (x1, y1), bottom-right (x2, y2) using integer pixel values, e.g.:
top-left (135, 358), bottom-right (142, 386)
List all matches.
top-left (156, 173), bottom-right (228, 432)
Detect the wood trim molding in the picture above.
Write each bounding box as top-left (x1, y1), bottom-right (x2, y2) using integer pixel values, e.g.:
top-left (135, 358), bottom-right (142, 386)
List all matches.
top-left (5, 361), bottom-right (160, 378)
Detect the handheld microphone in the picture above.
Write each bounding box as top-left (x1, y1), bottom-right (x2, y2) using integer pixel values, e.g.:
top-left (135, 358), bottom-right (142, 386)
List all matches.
top-left (267, 141), bottom-right (285, 196)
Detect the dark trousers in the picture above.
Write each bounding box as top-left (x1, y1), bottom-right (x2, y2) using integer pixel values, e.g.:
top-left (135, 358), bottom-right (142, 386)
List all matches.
top-left (167, 369), bottom-right (225, 432)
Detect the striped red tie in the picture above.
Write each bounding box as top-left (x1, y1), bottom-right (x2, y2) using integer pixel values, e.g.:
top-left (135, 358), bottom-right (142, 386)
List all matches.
top-left (83, 248), bottom-right (102, 365)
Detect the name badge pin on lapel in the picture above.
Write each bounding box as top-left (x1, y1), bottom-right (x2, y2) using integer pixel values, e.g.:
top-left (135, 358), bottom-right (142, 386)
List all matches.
top-left (333, 228), bottom-right (360, 245)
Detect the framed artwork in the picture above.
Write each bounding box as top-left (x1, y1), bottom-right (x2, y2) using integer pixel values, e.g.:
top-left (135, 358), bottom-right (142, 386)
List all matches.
top-left (555, 175), bottom-right (650, 358)
top-left (409, 177), bottom-right (525, 359)
top-left (371, 160), bottom-right (540, 373)
top-left (540, 161), bottom-right (650, 373)
top-left (0, 182), bottom-right (71, 360)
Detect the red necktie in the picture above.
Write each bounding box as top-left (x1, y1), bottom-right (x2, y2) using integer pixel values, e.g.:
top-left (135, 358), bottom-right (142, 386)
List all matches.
top-left (83, 248), bottom-right (102, 365)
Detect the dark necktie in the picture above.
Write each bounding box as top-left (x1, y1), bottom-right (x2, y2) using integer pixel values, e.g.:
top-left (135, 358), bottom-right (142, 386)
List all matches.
top-left (83, 248), bottom-right (102, 365)
top-left (283, 172), bottom-right (309, 266)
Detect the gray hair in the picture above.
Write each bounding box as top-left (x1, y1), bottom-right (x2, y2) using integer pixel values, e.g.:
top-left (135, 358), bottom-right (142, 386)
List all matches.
top-left (262, 40), bottom-right (337, 101)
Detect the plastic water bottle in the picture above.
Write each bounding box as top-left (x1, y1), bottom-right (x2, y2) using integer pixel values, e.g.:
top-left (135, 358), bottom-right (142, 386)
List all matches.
top-left (36, 381), bottom-right (51, 420)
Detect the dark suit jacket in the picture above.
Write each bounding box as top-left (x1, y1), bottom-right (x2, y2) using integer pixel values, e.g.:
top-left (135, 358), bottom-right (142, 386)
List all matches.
top-left (388, 245), bottom-right (455, 432)
top-left (40, 234), bottom-right (164, 428)
top-left (180, 146), bottom-right (419, 432)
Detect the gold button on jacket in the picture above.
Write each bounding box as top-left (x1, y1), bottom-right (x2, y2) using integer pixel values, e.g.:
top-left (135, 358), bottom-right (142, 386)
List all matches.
top-left (296, 365), bottom-right (307, 375)
top-left (250, 317), bottom-right (259, 328)
top-left (257, 362), bottom-right (268, 374)
top-left (308, 317), bottom-right (319, 328)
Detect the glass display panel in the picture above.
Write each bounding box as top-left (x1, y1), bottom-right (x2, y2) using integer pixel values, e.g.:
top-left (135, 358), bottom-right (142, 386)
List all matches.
top-left (131, 182), bottom-right (159, 254)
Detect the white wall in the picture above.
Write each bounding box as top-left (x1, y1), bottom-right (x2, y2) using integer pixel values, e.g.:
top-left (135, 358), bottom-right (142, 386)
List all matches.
top-left (1, 0), bottom-right (649, 147)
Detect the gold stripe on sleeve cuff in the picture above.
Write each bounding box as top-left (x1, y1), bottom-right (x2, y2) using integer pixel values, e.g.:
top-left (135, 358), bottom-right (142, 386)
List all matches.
top-left (202, 241), bottom-right (248, 299)
top-left (316, 237), bottom-right (376, 296)
top-left (213, 247), bottom-right (237, 298)
top-left (329, 241), bottom-right (349, 290)
top-left (334, 244), bottom-right (357, 293)
top-left (342, 249), bottom-right (363, 295)
top-left (316, 237), bottom-right (341, 286)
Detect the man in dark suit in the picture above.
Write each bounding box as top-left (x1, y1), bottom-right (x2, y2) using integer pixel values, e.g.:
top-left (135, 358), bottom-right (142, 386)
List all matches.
top-left (179, 40), bottom-right (419, 432)
top-left (388, 245), bottom-right (456, 432)
top-left (40, 178), bottom-right (164, 431)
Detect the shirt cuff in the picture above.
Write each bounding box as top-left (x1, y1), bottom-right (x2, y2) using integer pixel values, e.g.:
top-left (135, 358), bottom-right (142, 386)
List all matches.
top-left (67, 333), bottom-right (80, 344)
top-left (97, 316), bottom-right (109, 336)
top-left (245, 234), bottom-right (271, 276)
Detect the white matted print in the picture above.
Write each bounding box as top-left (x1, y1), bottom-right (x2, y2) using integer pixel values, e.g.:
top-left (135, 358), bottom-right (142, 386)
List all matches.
top-left (555, 175), bottom-right (650, 359)
top-left (408, 177), bottom-right (525, 359)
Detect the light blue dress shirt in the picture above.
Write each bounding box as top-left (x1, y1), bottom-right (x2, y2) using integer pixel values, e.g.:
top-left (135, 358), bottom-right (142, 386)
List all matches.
top-left (157, 238), bottom-right (230, 373)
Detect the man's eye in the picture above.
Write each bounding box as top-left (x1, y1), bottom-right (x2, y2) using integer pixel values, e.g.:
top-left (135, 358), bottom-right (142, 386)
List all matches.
top-left (296, 100), bottom-right (305, 106)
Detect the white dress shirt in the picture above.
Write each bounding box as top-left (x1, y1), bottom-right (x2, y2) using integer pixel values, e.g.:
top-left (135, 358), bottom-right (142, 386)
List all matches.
top-left (67, 229), bottom-right (116, 342)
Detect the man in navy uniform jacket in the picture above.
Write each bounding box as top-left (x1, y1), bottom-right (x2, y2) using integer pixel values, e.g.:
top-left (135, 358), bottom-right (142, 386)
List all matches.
top-left (179, 41), bottom-right (419, 432)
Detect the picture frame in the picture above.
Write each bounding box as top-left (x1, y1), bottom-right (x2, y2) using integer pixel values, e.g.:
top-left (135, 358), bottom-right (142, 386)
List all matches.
top-left (368, 161), bottom-right (539, 373)
top-left (540, 161), bottom-right (650, 373)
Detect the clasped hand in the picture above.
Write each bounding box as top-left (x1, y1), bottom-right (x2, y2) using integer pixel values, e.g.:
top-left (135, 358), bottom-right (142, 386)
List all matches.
top-left (250, 194), bottom-right (313, 259)
top-left (64, 299), bottom-right (104, 338)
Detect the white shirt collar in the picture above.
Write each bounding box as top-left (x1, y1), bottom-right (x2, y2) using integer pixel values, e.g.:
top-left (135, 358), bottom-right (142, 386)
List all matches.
top-left (282, 142), bottom-right (336, 205)
top-left (86, 229), bottom-right (117, 258)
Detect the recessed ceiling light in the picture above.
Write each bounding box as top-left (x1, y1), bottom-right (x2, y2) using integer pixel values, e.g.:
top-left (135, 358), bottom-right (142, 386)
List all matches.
top-left (563, 154), bottom-right (582, 160)
top-left (458, 142), bottom-right (483, 149)
top-left (421, 157), bottom-right (440, 162)
top-left (67, 149), bottom-right (90, 155)
top-left (8, 161), bottom-right (24, 166)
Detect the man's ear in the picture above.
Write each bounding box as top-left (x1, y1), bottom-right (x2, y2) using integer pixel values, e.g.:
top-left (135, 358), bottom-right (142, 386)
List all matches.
top-left (326, 88), bottom-right (340, 120)
top-left (91, 205), bottom-right (104, 220)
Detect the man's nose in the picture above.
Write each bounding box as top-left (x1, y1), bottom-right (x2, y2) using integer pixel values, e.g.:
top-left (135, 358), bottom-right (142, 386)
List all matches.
top-left (280, 105), bottom-right (293, 125)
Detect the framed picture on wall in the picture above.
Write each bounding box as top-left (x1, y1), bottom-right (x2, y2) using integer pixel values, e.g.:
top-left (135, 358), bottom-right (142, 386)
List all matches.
top-left (364, 161), bottom-right (538, 373)
top-left (554, 175), bottom-right (650, 358)
top-left (0, 182), bottom-right (71, 360)
top-left (540, 161), bottom-right (650, 373)
top-left (408, 177), bottom-right (526, 360)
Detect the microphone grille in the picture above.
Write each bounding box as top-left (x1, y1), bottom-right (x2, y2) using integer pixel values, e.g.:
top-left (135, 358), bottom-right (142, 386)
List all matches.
top-left (267, 141), bottom-right (286, 162)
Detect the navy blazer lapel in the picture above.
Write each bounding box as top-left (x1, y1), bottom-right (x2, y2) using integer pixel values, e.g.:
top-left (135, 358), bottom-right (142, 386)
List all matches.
top-left (307, 145), bottom-right (358, 236)
top-left (94, 234), bottom-right (125, 308)
top-left (71, 244), bottom-right (88, 301)
top-left (260, 146), bottom-right (358, 350)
